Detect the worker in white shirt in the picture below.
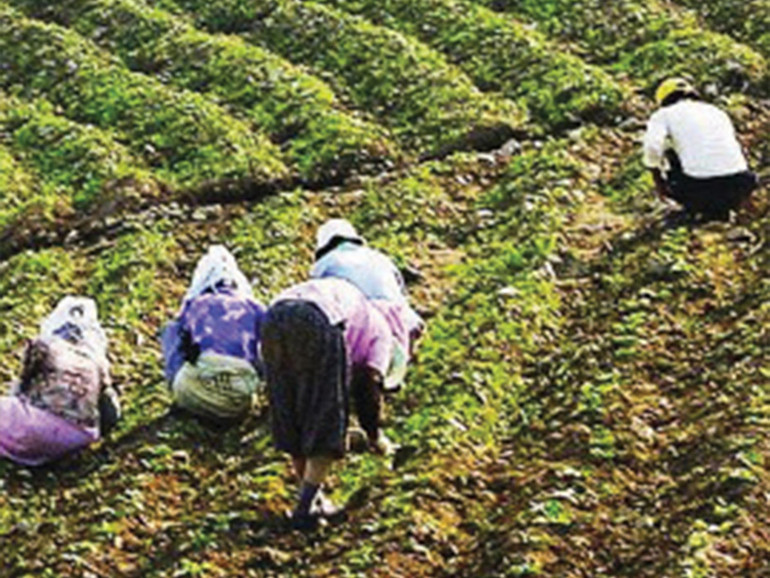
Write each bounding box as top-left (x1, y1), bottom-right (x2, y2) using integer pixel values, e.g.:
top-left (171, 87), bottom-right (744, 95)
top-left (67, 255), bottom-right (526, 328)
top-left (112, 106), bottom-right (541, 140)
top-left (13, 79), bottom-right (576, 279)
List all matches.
top-left (643, 78), bottom-right (758, 221)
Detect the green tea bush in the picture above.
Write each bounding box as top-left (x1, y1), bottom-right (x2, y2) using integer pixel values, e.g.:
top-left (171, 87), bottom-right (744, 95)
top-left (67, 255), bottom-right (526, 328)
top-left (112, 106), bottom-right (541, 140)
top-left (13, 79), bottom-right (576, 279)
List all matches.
top-left (156, 0), bottom-right (526, 157)
top-left (672, 0), bottom-right (770, 59)
top-left (0, 93), bottom-right (166, 247)
top-left (618, 29), bottom-right (768, 95)
top-left (0, 4), bottom-right (288, 190)
top-left (396, 142), bottom-right (581, 449)
top-left (315, 0), bottom-right (627, 129)
top-left (9, 0), bottom-right (400, 182)
top-left (0, 144), bottom-right (42, 234)
top-left (481, 0), bottom-right (677, 62)
top-left (0, 94), bottom-right (160, 208)
top-left (480, 0), bottom-right (768, 95)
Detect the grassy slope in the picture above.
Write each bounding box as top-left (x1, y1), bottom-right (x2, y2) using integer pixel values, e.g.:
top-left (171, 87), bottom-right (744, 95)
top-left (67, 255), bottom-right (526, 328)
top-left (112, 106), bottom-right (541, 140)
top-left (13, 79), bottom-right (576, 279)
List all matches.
top-left (0, 4), bottom-right (289, 189)
top-left (153, 0), bottom-right (526, 157)
top-left (312, 0), bottom-right (628, 130)
top-left (479, 0), bottom-right (769, 97)
top-left (0, 92), bottom-right (166, 251)
top-left (670, 0), bottom-right (770, 60)
top-left (0, 0), bottom-right (768, 577)
top-left (7, 0), bottom-right (401, 183)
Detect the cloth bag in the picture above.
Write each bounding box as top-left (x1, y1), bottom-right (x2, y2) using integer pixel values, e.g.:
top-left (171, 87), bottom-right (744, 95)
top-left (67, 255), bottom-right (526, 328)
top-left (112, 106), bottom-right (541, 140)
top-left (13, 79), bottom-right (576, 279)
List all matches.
top-left (172, 352), bottom-right (260, 419)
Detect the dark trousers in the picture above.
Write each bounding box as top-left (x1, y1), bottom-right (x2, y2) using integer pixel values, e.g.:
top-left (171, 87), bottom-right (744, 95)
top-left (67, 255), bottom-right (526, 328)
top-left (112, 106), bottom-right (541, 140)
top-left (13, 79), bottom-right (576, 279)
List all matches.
top-left (665, 151), bottom-right (758, 219)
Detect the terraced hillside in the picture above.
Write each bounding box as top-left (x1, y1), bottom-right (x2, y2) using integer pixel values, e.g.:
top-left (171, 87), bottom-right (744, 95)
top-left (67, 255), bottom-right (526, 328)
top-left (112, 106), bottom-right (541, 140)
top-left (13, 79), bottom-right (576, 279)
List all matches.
top-left (0, 0), bottom-right (767, 576)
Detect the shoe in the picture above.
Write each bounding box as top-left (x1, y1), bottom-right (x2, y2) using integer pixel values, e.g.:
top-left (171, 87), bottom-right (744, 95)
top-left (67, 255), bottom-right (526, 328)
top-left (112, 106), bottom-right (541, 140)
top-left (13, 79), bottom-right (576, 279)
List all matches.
top-left (311, 490), bottom-right (346, 522)
top-left (662, 209), bottom-right (691, 229)
top-left (290, 511), bottom-right (319, 532)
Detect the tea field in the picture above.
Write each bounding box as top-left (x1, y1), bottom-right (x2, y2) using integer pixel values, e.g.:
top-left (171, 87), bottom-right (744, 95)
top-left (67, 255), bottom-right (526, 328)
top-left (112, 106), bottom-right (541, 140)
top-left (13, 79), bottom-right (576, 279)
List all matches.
top-left (0, 0), bottom-right (768, 576)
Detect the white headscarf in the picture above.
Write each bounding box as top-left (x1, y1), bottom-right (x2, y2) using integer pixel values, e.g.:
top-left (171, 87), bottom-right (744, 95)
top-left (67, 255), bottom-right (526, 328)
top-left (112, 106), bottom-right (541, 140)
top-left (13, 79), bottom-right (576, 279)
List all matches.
top-left (185, 245), bottom-right (254, 302)
top-left (40, 296), bottom-right (108, 361)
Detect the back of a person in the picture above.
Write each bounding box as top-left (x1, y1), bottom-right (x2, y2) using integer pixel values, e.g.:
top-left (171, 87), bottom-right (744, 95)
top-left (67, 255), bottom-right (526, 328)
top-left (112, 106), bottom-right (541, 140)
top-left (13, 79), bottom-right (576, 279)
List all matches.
top-left (162, 246), bottom-right (264, 421)
top-left (274, 277), bottom-right (373, 358)
top-left (665, 100), bottom-right (747, 178)
top-left (23, 336), bottom-right (103, 430)
top-left (182, 291), bottom-right (262, 364)
top-left (0, 398), bottom-right (98, 466)
top-left (0, 296), bottom-right (117, 466)
top-left (277, 277), bottom-right (399, 375)
top-left (163, 290), bottom-right (264, 420)
top-left (312, 243), bottom-right (404, 302)
top-left (313, 242), bottom-right (424, 338)
top-left (263, 277), bottom-right (397, 527)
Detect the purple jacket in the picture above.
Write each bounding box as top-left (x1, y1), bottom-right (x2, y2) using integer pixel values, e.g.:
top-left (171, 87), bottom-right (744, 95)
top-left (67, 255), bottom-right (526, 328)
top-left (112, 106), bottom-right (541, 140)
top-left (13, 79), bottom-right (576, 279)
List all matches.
top-left (162, 287), bottom-right (266, 384)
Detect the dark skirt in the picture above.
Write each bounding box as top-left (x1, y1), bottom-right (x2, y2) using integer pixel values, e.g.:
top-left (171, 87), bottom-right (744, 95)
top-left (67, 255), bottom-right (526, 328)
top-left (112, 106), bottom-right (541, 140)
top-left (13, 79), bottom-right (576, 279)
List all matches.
top-left (262, 300), bottom-right (348, 459)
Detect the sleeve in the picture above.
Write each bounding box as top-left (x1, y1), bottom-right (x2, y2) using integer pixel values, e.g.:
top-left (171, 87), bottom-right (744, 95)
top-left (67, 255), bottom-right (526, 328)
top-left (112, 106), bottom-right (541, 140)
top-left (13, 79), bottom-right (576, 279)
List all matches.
top-left (98, 368), bottom-right (121, 435)
top-left (362, 308), bottom-right (394, 377)
top-left (17, 339), bottom-right (46, 395)
top-left (309, 258), bottom-right (328, 280)
top-left (351, 366), bottom-right (383, 440)
top-left (160, 316), bottom-right (195, 387)
top-left (643, 110), bottom-right (669, 170)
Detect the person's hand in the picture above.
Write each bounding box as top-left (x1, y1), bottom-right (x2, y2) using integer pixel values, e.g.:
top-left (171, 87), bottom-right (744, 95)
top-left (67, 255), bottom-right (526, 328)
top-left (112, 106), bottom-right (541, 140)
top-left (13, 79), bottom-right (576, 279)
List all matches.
top-left (346, 427), bottom-right (369, 453)
top-left (651, 169), bottom-right (671, 202)
top-left (369, 432), bottom-right (397, 456)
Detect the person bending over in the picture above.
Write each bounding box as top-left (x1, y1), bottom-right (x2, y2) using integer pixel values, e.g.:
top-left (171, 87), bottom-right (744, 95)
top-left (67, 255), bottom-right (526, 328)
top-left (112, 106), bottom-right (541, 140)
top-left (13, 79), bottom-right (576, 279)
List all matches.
top-left (0, 297), bottom-right (120, 466)
top-left (643, 77), bottom-right (758, 221)
top-left (311, 218), bottom-right (424, 391)
top-left (261, 278), bottom-right (395, 529)
top-left (162, 246), bottom-right (265, 422)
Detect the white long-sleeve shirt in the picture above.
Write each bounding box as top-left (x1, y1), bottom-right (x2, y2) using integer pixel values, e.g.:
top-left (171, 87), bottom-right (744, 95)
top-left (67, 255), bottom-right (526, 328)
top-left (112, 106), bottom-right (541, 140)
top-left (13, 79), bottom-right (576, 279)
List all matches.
top-left (643, 100), bottom-right (748, 178)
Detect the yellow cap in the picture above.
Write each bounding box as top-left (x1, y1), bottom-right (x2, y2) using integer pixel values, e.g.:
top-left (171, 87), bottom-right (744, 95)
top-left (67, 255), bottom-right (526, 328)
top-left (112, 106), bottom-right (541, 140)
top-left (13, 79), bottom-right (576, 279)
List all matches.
top-left (655, 78), bottom-right (696, 106)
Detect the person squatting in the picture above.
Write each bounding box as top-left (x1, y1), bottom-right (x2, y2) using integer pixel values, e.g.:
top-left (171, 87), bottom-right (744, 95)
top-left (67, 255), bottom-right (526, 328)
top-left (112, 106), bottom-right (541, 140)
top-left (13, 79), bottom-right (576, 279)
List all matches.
top-left (643, 78), bottom-right (759, 221)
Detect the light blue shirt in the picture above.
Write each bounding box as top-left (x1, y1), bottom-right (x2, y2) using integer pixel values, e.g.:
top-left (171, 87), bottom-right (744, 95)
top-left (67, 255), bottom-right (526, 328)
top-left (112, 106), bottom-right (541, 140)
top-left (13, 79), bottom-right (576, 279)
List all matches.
top-left (311, 243), bottom-right (423, 333)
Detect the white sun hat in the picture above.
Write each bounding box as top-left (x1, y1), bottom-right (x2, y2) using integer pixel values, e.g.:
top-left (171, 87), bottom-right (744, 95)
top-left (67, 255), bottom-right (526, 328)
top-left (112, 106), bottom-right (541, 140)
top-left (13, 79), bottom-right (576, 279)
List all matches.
top-left (315, 219), bottom-right (364, 256)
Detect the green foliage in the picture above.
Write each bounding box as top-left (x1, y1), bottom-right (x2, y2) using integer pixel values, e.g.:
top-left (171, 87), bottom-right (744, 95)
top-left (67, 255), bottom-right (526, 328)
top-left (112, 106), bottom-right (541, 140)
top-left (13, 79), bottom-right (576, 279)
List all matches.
top-left (480, 0), bottom-right (679, 62)
top-left (157, 0), bottom-right (525, 157)
top-left (672, 0), bottom-right (770, 60)
top-left (617, 28), bottom-right (768, 95)
top-left (481, 0), bottom-right (769, 96)
top-left (316, 0), bottom-right (627, 129)
top-left (9, 0), bottom-right (400, 182)
top-left (0, 92), bottom-right (161, 209)
top-left (0, 1), bottom-right (768, 576)
top-left (0, 4), bottom-right (288, 189)
top-left (0, 143), bottom-right (43, 233)
top-left (396, 141), bottom-right (580, 451)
